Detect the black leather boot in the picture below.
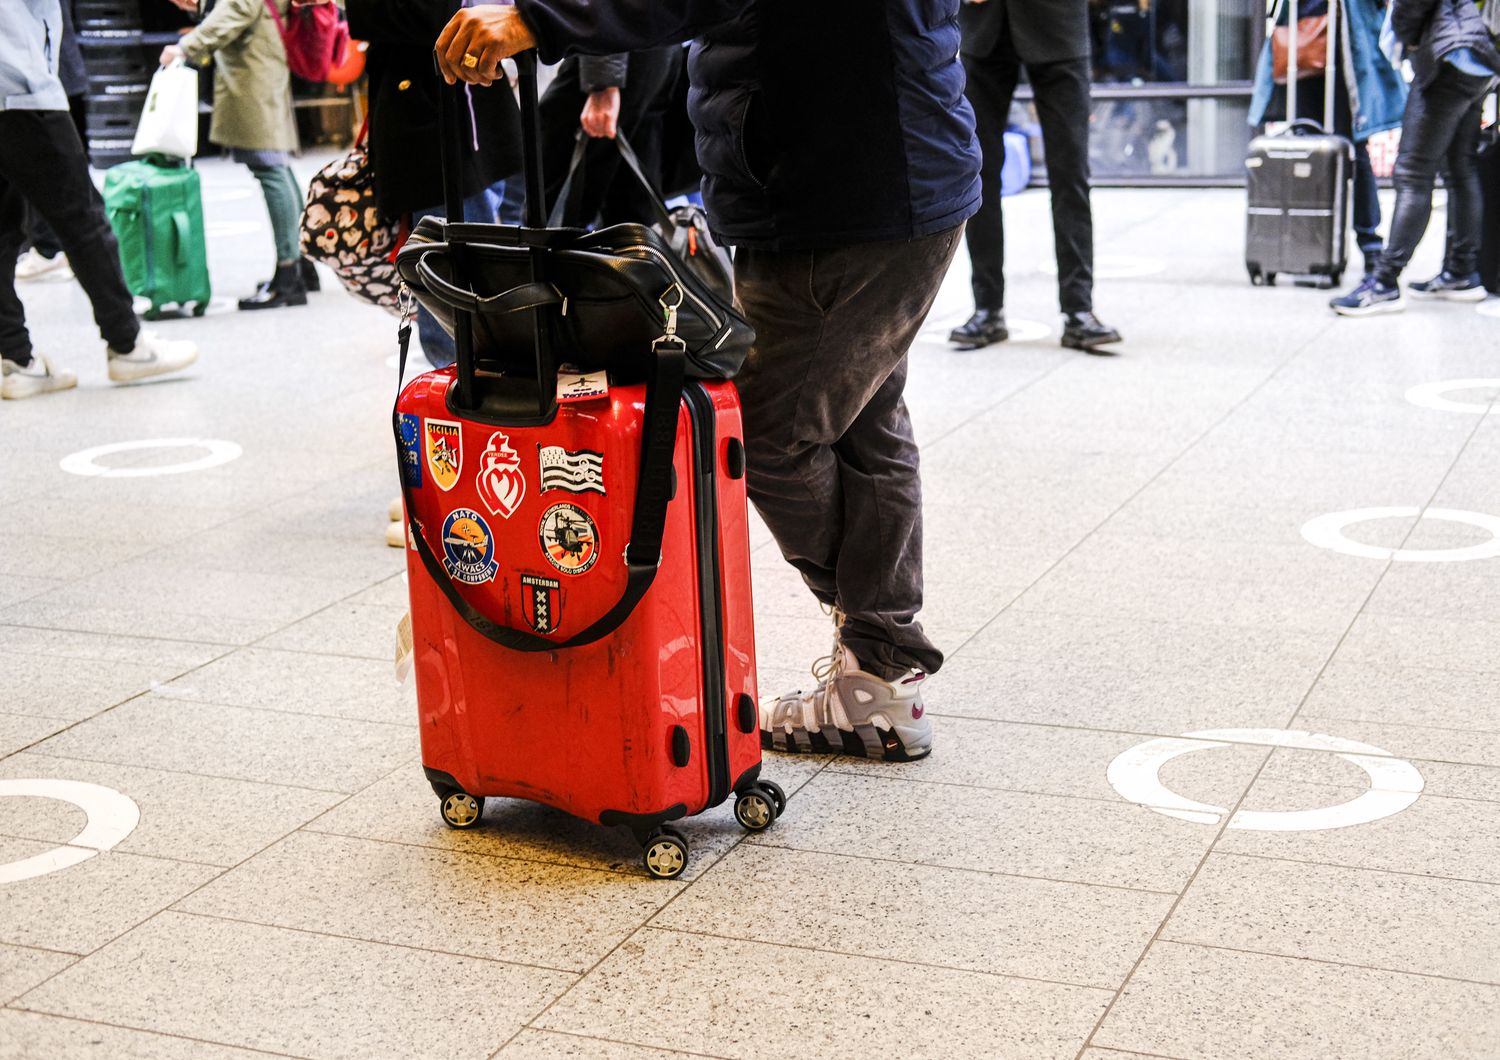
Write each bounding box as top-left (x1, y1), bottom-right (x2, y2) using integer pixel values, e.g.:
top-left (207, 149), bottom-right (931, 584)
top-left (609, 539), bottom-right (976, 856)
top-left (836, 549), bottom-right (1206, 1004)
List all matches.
top-left (300, 257), bottom-right (321, 292)
top-left (1061, 310), bottom-right (1121, 353)
top-left (238, 262), bottom-right (308, 311)
top-left (948, 308), bottom-right (1008, 350)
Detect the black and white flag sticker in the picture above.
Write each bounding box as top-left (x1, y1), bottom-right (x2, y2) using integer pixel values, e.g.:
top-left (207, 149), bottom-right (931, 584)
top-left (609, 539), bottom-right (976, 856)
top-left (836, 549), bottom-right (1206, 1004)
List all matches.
top-left (538, 446), bottom-right (605, 495)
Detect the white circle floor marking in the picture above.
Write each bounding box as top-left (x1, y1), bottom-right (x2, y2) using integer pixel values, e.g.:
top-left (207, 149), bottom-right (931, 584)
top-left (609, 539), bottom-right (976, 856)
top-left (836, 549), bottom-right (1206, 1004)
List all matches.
top-left (1301, 506), bottom-right (1500, 562)
top-left (60, 438), bottom-right (243, 478)
top-left (1107, 729), bottom-right (1423, 831)
top-left (1039, 254), bottom-right (1165, 280)
top-left (1404, 379), bottom-right (1500, 415)
top-left (0, 780), bottom-right (140, 884)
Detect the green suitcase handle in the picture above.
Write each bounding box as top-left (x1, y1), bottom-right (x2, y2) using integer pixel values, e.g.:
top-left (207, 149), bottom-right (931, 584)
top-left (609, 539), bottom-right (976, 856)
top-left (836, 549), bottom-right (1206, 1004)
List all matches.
top-left (170, 211), bottom-right (191, 267)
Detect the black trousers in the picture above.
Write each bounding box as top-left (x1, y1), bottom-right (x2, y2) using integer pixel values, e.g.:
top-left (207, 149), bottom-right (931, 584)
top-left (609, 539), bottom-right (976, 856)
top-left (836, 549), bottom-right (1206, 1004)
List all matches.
top-left (24, 95), bottom-right (89, 259)
top-left (962, 50), bottom-right (1095, 314)
top-left (735, 226), bottom-right (964, 678)
top-left (538, 48), bottom-right (678, 228)
top-left (1377, 66), bottom-right (1494, 286)
top-left (0, 109), bottom-right (138, 361)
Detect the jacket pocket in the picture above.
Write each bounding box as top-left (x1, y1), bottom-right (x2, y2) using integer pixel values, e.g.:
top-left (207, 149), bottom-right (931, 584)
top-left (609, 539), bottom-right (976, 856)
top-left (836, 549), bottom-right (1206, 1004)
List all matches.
top-left (734, 91), bottom-right (771, 190)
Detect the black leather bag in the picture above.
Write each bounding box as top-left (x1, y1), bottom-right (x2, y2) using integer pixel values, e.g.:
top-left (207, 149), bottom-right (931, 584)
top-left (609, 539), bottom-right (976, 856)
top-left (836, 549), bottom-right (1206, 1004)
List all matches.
top-left (395, 83), bottom-right (750, 385)
top-left (396, 216), bottom-right (749, 382)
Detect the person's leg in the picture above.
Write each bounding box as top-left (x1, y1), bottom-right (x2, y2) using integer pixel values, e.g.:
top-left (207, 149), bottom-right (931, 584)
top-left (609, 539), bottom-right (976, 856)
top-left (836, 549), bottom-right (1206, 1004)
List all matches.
top-left (1029, 56), bottom-right (1095, 315)
top-left (737, 225), bottom-right (963, 677)
top-left (0, 167), bottom-right (32, 363)
top-left (1376, 71), bottom-right (1488, 286)
top-left (240, 162), bottom-right (308, 310)
top-left (1352, 141), bottom-right (1383, 271)
top-left (538, 59), bottom-right (587, 223)
top-left (958, 51), bottom-right (1019, 316)
top-left (0, 110), bottom-right (138, 352)
top-left (1441, 93), bottom-right (1486, 278)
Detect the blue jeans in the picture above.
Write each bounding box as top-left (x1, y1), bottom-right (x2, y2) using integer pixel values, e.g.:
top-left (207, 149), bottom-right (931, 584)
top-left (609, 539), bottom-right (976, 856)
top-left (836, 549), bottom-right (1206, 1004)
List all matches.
top-left (412, 181), bottom-right (506, 368)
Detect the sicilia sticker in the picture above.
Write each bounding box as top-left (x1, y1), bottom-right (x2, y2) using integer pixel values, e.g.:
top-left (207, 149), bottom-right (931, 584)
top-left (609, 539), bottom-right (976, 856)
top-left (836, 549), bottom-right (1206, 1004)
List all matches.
top-left (520, 573), bottom-right (562, 634)
top-left (538, 445), bottom-right (604, 495)
top-left (424, 419), bottom-right (462, 492)
top-left (539, 502), bottom-right (599, 576)
top-left (396, 413), bottom-right (423, 489)
top-left (441, 508), bottom-right (498, 585)
top-left (476, 431), bottom-right (526, 518)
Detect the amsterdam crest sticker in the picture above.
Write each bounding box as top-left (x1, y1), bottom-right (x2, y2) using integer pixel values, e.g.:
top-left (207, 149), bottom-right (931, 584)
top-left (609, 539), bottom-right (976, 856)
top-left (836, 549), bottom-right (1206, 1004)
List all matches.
top-left (476, 431), bottom-right (526, 518)
top-left (520, 573), bottom-right (562, 633)
top-left (441, 508), bottom-right (498, 585)
top-left (425, 419), bottom-right (462, 492)
top-left (539, 503), bottom-right (599, 576)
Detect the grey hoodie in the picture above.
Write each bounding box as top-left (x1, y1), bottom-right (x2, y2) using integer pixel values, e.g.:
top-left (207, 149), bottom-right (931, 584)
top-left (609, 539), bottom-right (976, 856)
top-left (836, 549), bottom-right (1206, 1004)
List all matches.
top-left (1, 0), bottom-right (69, 112)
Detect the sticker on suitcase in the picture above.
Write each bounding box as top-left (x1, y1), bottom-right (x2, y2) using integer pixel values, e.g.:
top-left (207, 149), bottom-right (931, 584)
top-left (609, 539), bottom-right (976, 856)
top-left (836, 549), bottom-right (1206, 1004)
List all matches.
top-left (556, 365), bottom-right (608, 403)
top-left (538, 446), bottom-right (605, 495)
top-left (476, 431), bottom-right (526, 518)
top-left (520, 573), bottom-right (562, 633)
top-left (425, 419), bottom-right (463, 492)
top-left (539, 503), bottom-right (599, 575)
top-left (397, 414), bottom-right (423, 489)
top-left (441, 509), bottom-right (498, 584)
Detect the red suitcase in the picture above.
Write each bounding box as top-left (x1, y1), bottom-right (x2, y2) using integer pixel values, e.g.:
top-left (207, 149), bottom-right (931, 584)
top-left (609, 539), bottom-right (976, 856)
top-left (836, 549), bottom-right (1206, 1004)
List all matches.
top-left (391, 59), bottom-right (778, 880)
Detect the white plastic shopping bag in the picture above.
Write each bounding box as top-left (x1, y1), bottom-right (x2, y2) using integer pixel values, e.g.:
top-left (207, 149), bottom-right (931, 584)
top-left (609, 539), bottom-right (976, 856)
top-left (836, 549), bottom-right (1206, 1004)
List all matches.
top-left (131, 61), bottom-right (199, 159)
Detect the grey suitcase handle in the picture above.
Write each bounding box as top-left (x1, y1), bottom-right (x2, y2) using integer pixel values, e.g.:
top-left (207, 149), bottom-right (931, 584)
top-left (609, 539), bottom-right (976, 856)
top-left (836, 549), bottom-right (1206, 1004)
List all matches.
top-left (1277, 0), bottom-right (1341, 135)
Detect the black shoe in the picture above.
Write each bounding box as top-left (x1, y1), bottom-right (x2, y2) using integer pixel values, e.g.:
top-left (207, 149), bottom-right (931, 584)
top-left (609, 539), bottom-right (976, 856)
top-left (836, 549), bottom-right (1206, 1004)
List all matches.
top-left (1061, 310), bottom-right (1122, 352)
top-left (238, 262), bottom-right (308, 311)
top-left (1361, 244), bottom-right (1384, 279)
top-left (948, 308), bottom-right (1008, 349)
top-left (300, 257), bottom-right (321, 293)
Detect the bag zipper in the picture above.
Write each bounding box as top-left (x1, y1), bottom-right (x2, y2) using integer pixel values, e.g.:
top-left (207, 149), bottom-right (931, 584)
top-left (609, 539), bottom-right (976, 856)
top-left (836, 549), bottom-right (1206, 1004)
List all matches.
top-left (685, 382), bottom-right (731, 808)
top-left (617, 241), bottom-right (725, 336)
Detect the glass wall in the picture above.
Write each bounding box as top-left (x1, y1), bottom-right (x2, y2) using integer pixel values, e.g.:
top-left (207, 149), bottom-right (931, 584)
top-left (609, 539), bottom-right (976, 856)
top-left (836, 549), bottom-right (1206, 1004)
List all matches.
top-left (1013, 0), bottom-right (1262, 184)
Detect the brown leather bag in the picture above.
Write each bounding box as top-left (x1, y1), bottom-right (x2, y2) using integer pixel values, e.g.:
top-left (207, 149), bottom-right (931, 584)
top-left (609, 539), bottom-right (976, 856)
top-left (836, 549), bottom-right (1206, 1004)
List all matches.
top-left (1272, 15), bottom-right (1330, 83)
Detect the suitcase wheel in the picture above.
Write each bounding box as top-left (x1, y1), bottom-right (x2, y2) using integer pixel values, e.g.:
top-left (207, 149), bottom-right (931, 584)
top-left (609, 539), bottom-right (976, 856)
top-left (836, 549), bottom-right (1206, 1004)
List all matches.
top-left (192, 303), bottom-right (208, 317)
top-left (143, 306), bottom-right (162, 321)
top-left (642, 828), bottom-right (690, 881)
top-left (439, 790), bottom-right (485, 830)
top-left (733, 782), bottom-right (784, 833)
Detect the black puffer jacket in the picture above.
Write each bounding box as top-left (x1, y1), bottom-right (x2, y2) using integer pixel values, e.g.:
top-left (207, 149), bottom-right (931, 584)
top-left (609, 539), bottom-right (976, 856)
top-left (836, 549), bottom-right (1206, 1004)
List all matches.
top-left (347, 0), bottom-right (524, 216)
top-left (513, 0), bottom-right (981, 250)
top-left (1392, 0), bottom-right (1500, 85)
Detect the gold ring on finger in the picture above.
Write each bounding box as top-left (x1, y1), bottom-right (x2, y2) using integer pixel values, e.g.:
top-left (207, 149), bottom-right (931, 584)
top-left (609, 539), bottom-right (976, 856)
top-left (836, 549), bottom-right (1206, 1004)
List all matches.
top-left (461, 52), bottom-right (480, 69)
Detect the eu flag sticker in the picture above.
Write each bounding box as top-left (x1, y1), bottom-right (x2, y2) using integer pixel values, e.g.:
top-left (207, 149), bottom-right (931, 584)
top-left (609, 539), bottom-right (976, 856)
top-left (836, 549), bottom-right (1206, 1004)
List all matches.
top-left (397, 413), bottom-right (423, 489)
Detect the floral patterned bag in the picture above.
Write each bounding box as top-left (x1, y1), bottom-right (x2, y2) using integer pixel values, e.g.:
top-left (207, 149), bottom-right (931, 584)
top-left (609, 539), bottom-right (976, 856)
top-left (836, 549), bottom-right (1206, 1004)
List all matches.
top-left (299, 123), bottom-right (404, 314)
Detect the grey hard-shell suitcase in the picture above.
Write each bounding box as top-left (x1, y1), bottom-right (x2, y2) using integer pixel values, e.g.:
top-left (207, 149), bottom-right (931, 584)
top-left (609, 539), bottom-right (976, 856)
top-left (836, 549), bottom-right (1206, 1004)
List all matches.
top-left (1245, 0), bottom-right (1354, 287)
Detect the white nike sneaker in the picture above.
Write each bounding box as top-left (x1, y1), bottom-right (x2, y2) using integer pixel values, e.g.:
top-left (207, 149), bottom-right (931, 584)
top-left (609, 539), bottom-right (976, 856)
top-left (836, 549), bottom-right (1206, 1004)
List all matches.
top-left (760, 644), bottom-right (932, 761)
top-left (1, 354), bottom-right (78, 399)
top-left (107, 330), bottom-right (199, 383)
top-left (15, 248), bottom-right (72, 282)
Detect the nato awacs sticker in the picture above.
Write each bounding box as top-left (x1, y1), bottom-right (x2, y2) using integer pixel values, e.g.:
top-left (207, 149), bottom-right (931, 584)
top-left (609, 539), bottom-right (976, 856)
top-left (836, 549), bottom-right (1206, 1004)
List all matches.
top-left (425, 419), bottom-right (462, 492)
top-left (539, 502), bottom-right (599, 575)
top-left (396, 414), bottom-right (423, 489)
top-left (476, 431), bottom-right (525, 518)
top-left (520, 573), bottom-right (562, 634)
top-left (441, 508), bottom-right (498, 585)
top-left (538, 445), bottom-right (604, 495)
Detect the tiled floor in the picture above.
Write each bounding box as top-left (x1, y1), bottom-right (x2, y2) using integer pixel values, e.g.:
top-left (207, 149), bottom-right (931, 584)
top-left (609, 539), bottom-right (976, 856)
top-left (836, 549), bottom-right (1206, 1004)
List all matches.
top-left (2, 155), bottom-right (1498, 1058)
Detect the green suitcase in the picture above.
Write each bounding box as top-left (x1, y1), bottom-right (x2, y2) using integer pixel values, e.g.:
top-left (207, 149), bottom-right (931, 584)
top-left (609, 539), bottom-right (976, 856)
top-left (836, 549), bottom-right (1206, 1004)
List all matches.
top-left (103, 156), bottom-right (212, 319)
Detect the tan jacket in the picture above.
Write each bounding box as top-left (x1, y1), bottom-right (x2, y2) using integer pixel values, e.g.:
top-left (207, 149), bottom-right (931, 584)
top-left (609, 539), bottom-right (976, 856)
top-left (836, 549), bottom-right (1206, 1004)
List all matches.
top-left (180, 0), bottom-right (298, 153)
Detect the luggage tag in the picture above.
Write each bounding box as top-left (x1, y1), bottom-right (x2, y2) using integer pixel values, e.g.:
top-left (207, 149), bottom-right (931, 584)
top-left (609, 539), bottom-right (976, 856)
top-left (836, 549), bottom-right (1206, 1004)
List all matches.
top-left (556, 364), bottom-right (609, 404)
top-left (395, 611), bottom-right (414, 684)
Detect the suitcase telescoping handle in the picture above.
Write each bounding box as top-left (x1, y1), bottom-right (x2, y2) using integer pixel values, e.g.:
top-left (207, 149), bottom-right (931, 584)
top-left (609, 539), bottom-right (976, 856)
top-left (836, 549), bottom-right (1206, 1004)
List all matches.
top-left (1280, 0), bottom-right (1340, 135)
top-left (435, 51), bottom-right (554, 414)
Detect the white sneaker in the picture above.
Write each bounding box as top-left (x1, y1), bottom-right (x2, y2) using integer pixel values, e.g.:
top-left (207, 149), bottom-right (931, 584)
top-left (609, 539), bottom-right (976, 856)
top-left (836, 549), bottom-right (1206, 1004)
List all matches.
top-left (15, 248), bottom-right (72, 282)
top-left (107, 330), bottom-right (199, 383)
top-left (760, 645), bottom-right (933, 761)
top-left (1, 354), bottom-right (78, 399)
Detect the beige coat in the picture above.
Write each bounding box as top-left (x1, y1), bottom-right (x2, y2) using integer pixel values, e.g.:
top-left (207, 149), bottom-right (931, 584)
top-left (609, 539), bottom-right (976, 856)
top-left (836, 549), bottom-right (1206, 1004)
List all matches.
top-left (180, 0), bottom-right (298, 153)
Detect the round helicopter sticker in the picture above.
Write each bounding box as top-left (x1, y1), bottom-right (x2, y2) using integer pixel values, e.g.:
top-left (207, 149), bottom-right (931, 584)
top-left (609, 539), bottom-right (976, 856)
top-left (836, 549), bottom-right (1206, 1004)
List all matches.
top-left (441, 508), bottom-right (499, 585)
top-left (539, 503), bottom-right (599, 575)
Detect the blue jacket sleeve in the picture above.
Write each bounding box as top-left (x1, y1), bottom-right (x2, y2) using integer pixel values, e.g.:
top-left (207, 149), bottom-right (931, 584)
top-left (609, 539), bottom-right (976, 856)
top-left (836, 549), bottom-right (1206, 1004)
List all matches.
top-left (515, 0), bottom-right (741, 61)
